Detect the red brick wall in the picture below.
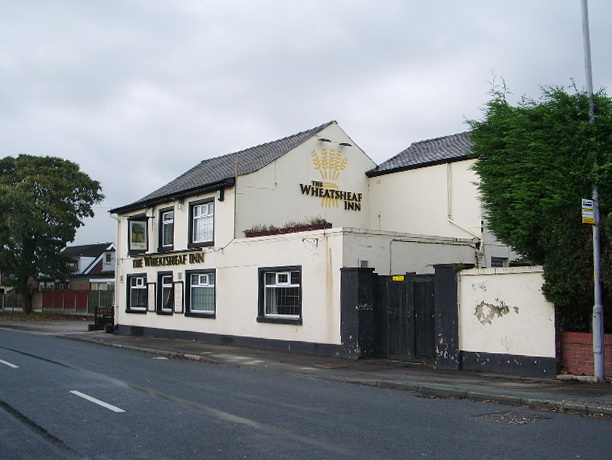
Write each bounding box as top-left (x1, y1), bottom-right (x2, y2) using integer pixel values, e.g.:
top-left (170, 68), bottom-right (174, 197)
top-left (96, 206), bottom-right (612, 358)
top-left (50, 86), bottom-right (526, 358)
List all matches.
top-left (42, 290), bottom-right (89, 311)
top-left (560, 332), bottom-right (612, 376)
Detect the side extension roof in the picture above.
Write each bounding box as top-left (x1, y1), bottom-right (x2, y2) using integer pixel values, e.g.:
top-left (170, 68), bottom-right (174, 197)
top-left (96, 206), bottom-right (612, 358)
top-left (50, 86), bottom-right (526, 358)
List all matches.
top-left (367, 132), bottom-right (472, 177)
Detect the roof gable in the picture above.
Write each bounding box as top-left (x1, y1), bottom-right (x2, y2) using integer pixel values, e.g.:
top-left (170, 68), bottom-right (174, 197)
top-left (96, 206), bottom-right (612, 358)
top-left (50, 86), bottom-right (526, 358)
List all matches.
top-left (62, 243), bottom-right (115, 276)
top-left (111, 121), bottom-right (336, 214)
top-left (62, 242), bottom-right (115, 259)
top-left (368, 132), bottom-right (472, 177)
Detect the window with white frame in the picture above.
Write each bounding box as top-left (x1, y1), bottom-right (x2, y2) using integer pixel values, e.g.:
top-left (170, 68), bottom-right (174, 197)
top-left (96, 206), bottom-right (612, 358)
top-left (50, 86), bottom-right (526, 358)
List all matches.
top-left (186, 270), bottom-right (215, 316)
top-left (158, 272), bottom-right (174, 313)
top-left (258, 266), bottom-right (302, 323)
top-left (159, 208), bottom-right (174, 250)
top-left (190, 200), bottom-right (214, 247)
top-left (127, 274), bottom-right (147, 312)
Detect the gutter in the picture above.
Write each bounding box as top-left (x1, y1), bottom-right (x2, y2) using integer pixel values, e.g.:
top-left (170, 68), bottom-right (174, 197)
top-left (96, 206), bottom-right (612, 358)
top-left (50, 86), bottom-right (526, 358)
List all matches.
top-left (110, 177), bottom-right (235, 215)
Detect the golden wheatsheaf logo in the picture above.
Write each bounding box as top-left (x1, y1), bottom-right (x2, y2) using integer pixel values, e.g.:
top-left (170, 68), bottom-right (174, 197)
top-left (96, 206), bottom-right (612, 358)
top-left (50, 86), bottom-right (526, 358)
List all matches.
top-left (312, 148), bottom-right (347, 207)
top-left (312, 148), bottom-right (348, 182)
top-left (298, 148), bottom-right (362, 211)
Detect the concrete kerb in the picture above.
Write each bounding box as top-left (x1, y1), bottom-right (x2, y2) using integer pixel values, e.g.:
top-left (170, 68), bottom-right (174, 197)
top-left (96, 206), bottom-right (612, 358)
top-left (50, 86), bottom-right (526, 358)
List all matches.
top-left (345, 379), bottom-right (612, 417)
top-left (63, 335), bottom-right (225, 365)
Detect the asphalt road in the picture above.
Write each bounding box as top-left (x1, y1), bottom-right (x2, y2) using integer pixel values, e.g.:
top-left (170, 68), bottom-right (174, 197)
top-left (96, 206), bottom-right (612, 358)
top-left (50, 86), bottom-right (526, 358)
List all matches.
top-left (1, 329), bottom-right (611, 459)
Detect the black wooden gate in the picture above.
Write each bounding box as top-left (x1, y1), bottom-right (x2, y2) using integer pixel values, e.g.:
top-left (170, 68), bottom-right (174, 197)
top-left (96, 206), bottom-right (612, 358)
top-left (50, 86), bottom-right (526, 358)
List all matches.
top-left (373, 273), bottom-right (436, 362)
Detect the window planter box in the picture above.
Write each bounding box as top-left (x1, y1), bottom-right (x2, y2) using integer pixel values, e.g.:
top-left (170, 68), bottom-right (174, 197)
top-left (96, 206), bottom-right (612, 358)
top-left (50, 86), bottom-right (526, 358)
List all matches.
top-left (245, 222), bottom-right (331, 238)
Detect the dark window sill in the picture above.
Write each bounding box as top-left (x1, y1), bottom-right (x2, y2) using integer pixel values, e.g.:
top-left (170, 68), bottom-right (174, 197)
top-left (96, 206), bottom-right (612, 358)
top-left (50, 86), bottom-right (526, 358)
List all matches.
top-left (188, 241), bottom-right (214, 249)
top-left (257, 316), bottom-right (302, 325)
top-left (125, 309), bottom-right (147, 314)
top-left (185, 311), bottom-right (216, 319)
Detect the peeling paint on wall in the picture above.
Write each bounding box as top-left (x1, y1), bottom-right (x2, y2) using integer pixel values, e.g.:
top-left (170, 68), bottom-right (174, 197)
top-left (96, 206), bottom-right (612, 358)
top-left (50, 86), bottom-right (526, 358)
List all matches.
top-left (471, 281), bottom-right (488, 291)
top-left (474, 299), bottom-right (519, 325)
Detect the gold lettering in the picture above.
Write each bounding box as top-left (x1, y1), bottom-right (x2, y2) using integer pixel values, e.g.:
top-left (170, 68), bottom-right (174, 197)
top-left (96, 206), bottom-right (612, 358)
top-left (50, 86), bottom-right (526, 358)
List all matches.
top-left (189, 253), bottom-right (205, 264)
top-left (301, 179), bottom-right (363, 211)
top-left (135, 252), bottom-right (206, 267)
top-left (344, 201), bottom-right (361, 211)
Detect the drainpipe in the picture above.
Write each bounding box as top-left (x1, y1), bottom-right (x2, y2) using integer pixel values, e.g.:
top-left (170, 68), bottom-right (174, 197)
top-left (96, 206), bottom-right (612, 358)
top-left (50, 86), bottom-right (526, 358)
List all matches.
top-left (446, 163), bottom-right (484, 267)
top-left (109, 213), bottom-right (121, 320)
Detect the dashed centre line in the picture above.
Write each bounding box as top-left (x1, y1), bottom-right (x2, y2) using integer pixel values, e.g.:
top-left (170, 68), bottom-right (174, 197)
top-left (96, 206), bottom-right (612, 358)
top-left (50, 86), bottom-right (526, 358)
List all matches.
top-left (0, 359), bottom-right (18, 368)
top-left (70, 390), bottom-right (125, 413)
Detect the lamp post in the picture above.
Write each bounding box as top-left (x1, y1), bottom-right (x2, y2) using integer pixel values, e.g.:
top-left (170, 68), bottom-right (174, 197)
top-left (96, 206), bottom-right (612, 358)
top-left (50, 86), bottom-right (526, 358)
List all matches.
top-left (580, 0), bottom-right (604, 383)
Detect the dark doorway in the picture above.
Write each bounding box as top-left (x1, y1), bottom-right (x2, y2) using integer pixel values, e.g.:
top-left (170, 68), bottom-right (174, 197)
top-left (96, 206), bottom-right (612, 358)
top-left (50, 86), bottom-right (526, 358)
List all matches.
top-left (373, 273), bottom-right (435, 362)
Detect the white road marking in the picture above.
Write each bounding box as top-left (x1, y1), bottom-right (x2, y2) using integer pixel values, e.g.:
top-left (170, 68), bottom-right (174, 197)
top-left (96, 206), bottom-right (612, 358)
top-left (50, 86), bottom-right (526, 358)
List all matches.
top-left (70, 391), bottom-right (125, 413)
top-left (0, 359), bottom-right (18, 368)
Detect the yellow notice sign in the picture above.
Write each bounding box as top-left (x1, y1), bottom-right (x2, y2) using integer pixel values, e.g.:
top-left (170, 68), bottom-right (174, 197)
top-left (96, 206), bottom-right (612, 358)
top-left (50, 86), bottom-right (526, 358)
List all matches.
top-left (392, 275), bottom-right (405, 282)
top-left (582, 198), bottom-right (595, 224)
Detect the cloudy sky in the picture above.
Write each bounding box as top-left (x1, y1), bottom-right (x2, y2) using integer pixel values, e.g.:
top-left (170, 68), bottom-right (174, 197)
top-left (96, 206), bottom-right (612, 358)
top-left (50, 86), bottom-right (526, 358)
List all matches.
top-left (1, 1), bottom-right (610, 246)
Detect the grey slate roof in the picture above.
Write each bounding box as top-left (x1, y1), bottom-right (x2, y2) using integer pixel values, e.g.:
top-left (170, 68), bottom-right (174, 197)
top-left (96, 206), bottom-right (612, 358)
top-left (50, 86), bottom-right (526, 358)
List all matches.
top-left (62, 242), bottom-right (115, 276)
top-left (62, 243), bottom-right (114, 259)
top-left (367, 132), bottom-right (473, 177)
top-left (112, 121), bottom-right (336, 213)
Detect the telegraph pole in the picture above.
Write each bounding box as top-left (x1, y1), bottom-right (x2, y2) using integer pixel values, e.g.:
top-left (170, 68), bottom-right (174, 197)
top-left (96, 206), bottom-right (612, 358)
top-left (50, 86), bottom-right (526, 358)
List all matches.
top-left (580, 0), bottom-right (604, 383)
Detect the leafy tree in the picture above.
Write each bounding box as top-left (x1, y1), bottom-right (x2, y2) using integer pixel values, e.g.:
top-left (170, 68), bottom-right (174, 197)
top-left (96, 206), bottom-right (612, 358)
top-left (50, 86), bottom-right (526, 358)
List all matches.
top-left (0, 155), bottom-right (104, 312)
top-left (469, 86), bottom-right (611, 332)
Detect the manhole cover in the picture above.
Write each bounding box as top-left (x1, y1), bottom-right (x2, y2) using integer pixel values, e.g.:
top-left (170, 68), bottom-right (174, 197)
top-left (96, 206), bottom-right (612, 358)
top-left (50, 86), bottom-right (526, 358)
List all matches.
top-left (477, 411), bottom-right (552, 425)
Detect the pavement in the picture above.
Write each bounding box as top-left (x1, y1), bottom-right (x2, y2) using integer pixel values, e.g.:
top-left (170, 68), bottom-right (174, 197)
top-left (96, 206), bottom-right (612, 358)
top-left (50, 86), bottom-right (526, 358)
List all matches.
top-left (2, 320), bottom-right (611, 419)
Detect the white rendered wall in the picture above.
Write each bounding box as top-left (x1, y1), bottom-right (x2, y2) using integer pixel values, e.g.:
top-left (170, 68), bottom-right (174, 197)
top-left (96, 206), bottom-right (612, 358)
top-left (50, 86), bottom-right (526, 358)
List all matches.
top-left (369, 160), bottom-right (482, 241)
top-left (234, 123), bottom-right (375, 238)
top-left (340, 228), bottom-right (477, 275)
top-left (114, 223), bottom-right (485, 346)
top-left (115, 229), bottom-right (345, 345)
top-left (78, 257), bottom-right (95, 273)
top-left (458, 267), bottom-right (555, 358)
top-left (115, 189), bottom-right (236, 257)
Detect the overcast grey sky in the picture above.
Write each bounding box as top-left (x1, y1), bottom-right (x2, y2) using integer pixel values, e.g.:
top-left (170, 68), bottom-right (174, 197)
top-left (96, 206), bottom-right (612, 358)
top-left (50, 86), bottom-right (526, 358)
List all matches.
top-left (1, 1), bottom-right (610, 246)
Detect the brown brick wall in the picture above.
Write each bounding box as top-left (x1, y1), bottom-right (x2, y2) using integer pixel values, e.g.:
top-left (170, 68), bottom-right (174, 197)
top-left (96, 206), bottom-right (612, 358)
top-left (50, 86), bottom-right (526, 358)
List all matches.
top-left (69, 279), bottom-right (90, 290)
top-left (560, 332), bottom-right (612, 376)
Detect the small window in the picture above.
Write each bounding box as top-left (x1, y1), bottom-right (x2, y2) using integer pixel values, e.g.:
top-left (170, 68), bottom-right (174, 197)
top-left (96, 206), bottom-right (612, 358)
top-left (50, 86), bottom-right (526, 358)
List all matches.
top-left (491, 257), bottom-right (508, 268)
top-left (275, 272), bottom-right (290, 285)
top-left (258, 266), bottom-right (302, 324)
top-left (127, 274), bottom-right (147, 312)
top-left (159, 209), bottom-right (174, 251)
top-left (157, 273), bottom-right (174, 314)
top-left (190, 200), bottom-right (214, 247)
top-left (186, 270), bottom-right (215, 317)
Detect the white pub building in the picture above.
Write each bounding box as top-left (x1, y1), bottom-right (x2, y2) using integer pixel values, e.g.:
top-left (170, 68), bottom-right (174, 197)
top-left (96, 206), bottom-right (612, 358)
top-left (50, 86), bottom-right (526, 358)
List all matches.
top-left (110, 121), bottom-right (541, 374)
